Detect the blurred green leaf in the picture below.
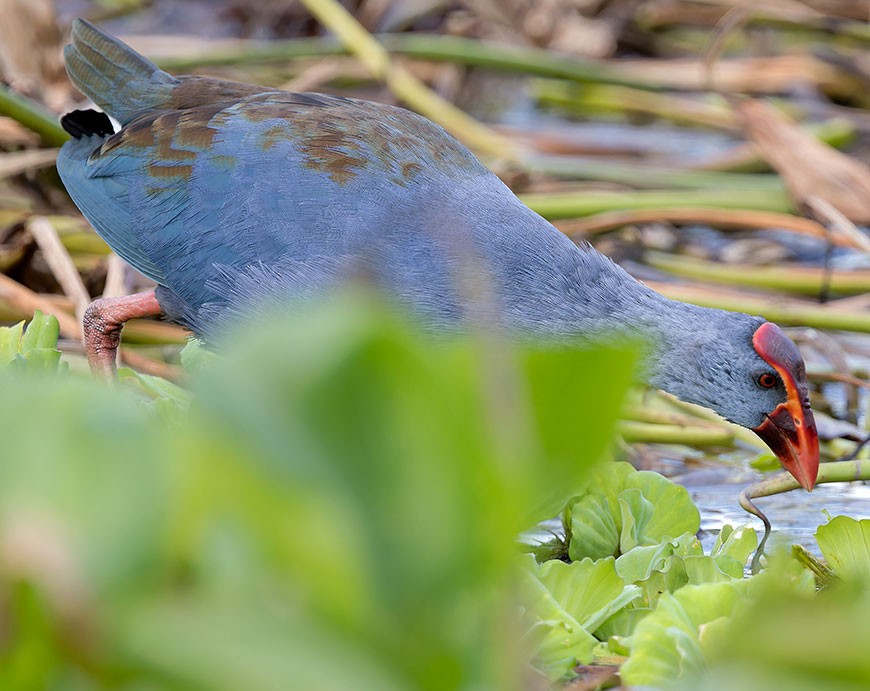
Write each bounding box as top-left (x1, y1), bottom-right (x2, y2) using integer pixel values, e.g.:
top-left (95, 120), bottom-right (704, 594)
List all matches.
top-left (520, 344), bottom-right (636, 524)
top-left (179, 337), bottom-right (218, 375)
top-left (186, 294), bottom-right (635, 689)
top-left (675, 555), bottom-right (869, 691)
top-left (0, 376), bottom-right (171, 596)
top-left (0, 293), bottom-right (635, 689)
top-left (114, 599), bottom-right (407, 691)
top-left (117, 367), bottom-right (192, 417)
top-left (0, 582), bottom-right (57, 690)
top-left (749, 453), bottom-right (781, 472)
top-left (816, 516), bottom-right (870, 585)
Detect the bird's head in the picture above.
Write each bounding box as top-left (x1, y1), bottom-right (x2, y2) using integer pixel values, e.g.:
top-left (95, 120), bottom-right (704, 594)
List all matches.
top-left (649, 312), bottom-right (819, 490)
top-left (748, 322), bottom-right (819, 490)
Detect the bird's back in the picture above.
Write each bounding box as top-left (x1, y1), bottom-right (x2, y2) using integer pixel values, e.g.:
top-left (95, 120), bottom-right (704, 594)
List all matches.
top-left (58, 20), bottom-right (626, 334)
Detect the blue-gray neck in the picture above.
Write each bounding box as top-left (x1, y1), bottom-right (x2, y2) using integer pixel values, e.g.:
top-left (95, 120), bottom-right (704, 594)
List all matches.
top-left (394, 176), bottom-right (767, 423)
top-left (183, 168), bottom-right (768, 427)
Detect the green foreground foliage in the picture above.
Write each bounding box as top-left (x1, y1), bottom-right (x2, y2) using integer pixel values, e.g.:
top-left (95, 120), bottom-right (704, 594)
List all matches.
top-left (0, 299), bottom-right (633, 690)
top-left (0, 304), bottom-right (868, 690)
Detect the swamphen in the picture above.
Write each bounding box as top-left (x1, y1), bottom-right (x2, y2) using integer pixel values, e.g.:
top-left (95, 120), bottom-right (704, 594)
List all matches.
top-left (57, 19), bottom-right (819, 490)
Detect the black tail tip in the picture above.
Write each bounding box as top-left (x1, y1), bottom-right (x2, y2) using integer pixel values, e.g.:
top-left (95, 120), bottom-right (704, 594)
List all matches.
top-left (61, 109), bottom-right (114, 139)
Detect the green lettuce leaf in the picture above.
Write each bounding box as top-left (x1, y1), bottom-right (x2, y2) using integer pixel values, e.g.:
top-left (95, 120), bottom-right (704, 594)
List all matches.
top-left (568, 462), bottom-right (700, 561)
top-left (0, 311), bottom-right (62, 374)
top-left (620, 580), bottom-right (749, 687)
top-left (521, 555), bottom-right (640, 679)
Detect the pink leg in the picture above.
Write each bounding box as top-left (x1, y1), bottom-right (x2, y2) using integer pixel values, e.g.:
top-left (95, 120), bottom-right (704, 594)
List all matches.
top-left (83, 289), bottom-right (163, 378)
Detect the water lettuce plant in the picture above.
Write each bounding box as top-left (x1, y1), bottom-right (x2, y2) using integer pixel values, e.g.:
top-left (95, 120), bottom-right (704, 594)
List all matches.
top-left (519, 460), bottom-right (761, 681)
top-left (529, 510), bottom-right (870, 688)
top-left (0, 310), bottom-right (62, 374)
top-left (567, 461), bottom-right (701, 561)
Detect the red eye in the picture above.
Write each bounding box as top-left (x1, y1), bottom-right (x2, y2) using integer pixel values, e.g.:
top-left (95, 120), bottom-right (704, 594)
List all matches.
top-left (758, 373), bottom-right (777, 389)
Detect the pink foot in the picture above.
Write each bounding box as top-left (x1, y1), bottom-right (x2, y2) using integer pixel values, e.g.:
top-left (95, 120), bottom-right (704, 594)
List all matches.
top-left (83, 290), bottom-right (163, 378)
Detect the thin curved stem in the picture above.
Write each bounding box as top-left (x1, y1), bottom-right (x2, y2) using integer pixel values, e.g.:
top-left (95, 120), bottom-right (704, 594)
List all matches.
top-left (740, 457), bottom-right (870, 573)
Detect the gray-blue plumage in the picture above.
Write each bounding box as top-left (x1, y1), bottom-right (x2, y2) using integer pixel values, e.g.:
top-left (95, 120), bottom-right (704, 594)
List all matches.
top-left (57, 19), bottom-right (791, 431)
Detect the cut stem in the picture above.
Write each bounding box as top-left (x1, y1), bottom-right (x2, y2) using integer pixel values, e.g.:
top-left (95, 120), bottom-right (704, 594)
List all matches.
top-left (617, 420), bottom-right (734, 445)
top-left (522, 188), bottom-right (794, 218)
top-left (646, 251), bottom-right (870, 296)
top-left (0, 85), bottom-right (68, 147)
top-left (644, 281), bottom-right (870, 333)
top-left (556, 207), bottom-right (858, 249)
